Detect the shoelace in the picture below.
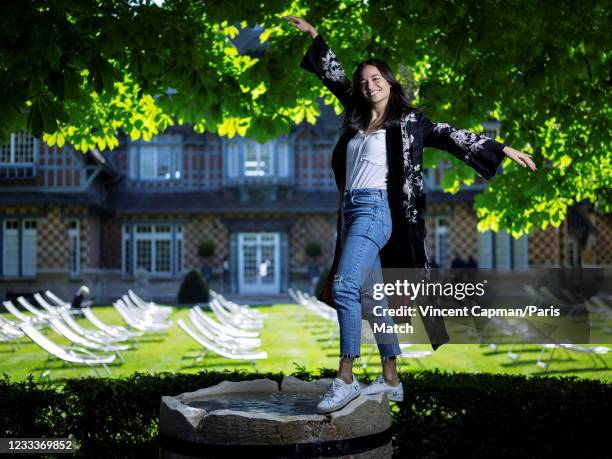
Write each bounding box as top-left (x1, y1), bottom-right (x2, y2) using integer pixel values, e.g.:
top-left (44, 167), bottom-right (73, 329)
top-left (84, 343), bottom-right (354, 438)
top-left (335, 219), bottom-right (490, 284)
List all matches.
top-left (322, 380), bottom-right (340, 400)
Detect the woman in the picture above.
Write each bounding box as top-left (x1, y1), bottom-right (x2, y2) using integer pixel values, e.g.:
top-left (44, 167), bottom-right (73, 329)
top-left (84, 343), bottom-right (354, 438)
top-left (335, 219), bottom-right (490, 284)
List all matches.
top-left (283, 16), bottom-right (536, 414)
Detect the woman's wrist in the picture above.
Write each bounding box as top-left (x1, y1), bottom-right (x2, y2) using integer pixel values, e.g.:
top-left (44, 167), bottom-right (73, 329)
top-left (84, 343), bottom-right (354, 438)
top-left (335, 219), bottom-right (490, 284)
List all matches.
top-left (309, 29), bottom-right (319, 39)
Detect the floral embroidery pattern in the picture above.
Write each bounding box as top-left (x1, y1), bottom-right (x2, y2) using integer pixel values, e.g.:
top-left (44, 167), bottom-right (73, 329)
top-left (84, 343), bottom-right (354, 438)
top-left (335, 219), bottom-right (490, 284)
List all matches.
top-left (400, 112), bottom-right (423, 224)
top-left (321, 49), bottom-right (348, 83)
top-left (434, 123), bottom-right (492, 161)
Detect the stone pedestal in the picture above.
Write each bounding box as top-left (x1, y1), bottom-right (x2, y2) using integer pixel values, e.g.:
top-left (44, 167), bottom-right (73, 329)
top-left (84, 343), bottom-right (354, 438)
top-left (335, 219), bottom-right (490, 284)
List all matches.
top-left (159, 376), bottom-right (393, 458)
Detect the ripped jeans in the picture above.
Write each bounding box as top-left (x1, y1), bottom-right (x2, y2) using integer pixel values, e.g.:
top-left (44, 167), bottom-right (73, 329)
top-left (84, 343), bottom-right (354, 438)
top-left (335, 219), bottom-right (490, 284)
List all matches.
top-left (332, 188), bottom-right (402, 361)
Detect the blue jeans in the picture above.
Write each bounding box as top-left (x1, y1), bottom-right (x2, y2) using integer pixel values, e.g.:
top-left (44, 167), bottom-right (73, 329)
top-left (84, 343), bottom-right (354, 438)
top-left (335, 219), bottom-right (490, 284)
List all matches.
top-left (332, 188), bottom-right (402, 361)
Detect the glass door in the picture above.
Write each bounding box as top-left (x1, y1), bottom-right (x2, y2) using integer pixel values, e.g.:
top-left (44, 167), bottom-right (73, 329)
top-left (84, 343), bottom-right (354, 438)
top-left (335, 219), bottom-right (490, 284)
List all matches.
top-left (238, 232), bottom-right (280, 294)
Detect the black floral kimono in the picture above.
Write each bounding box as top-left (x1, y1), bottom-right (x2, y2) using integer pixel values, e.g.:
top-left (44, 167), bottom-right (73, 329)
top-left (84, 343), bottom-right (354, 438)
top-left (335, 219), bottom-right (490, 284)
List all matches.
top-left (300, 35), bottom-right (507, 349)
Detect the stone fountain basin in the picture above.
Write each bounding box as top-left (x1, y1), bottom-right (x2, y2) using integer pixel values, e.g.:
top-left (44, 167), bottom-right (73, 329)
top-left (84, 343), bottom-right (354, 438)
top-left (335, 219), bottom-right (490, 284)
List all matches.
top-left (159, 376), bottom-right (393, 458)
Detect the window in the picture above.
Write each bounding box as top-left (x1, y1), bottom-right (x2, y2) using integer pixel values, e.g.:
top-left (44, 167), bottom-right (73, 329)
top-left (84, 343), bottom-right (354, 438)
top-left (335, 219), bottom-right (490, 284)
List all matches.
top-left (122, 223), bottom-right (183, 275)
top-left (129, 134), bottom-right (182, 180)
top-left (68, 220), bottom-right (80, 275)
top-left (244, 140), bottom-right (274, 177)
top-left (434, 217), bottom-right (449, 267)
top-left (481, 120), bottom-right (501, 140)
top-left (0, 132), bottom-right (38, 164)
top-left (2, 219), bottom-right (37, 277)
top-left (478, 230), bottom-right (528, 269)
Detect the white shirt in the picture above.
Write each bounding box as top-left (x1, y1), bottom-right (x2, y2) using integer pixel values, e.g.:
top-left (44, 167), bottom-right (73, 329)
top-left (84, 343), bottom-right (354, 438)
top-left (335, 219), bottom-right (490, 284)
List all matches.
top-left (345, 128), bottom-right (388, 190)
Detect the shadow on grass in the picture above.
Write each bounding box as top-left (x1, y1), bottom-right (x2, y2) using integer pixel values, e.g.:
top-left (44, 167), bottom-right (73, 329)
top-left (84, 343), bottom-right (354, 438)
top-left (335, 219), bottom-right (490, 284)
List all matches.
top-left (180, 362), bottom-right (254, 370)
top-left (481, 347), bottom-right (545, 357)
top-left (499, 358), bottom-right (575, 367)
top-left (534, 367), bottom-right (611, 375)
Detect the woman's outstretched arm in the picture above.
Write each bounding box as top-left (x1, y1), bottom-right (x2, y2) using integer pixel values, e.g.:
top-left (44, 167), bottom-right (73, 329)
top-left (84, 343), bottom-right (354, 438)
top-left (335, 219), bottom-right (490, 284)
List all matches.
top-left (421, 113), bottom-right (536, 180)
top-left (283, 16), bottom-right (352, 108)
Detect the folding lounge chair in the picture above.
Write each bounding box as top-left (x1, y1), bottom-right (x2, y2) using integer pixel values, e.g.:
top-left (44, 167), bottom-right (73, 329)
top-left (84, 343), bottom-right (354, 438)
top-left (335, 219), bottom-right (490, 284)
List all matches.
top-left (177, 319), bottom-right (267, 362)
top-left (33, 293), bottom-right (126, 345)
top-left (19, 321), bottom-right (116, 379)
top-left (193, 305), bottom-right (259, 338)
top-left (188, 310), bottom-right (261, 351)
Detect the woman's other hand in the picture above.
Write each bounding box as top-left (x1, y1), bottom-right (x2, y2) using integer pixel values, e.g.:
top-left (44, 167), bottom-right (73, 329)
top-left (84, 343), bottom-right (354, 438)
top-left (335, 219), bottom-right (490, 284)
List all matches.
top-left (282, 16), bottom-right (318, 39)
top-left (503, 146), bottom-right (537, 172)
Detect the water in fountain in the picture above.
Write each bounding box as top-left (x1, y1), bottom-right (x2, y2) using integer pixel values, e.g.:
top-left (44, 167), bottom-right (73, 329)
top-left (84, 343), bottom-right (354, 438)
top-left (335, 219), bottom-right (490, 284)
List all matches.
top-left (187, 392), bottom-right (324, 415)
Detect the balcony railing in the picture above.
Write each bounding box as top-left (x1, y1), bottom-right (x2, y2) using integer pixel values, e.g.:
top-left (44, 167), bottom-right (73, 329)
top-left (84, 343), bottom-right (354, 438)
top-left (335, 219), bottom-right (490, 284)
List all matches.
top-left (0, 163), bottom-right (37, 180)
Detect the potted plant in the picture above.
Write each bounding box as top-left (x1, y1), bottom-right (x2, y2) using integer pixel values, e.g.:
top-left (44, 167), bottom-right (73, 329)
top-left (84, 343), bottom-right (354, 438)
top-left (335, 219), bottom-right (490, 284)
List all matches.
top-left (198, 239), bottom-right (215, 283)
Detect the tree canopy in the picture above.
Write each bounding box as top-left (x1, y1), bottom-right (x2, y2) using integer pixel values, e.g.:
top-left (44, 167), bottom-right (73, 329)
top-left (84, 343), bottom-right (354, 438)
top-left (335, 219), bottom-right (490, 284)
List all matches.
top-left (0, 0), bottom-right (610, 236)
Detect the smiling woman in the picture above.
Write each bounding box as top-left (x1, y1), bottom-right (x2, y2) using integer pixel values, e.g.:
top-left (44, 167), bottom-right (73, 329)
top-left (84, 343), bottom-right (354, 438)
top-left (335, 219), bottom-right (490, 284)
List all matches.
top-left (282, 14), bottom-right (537, 415)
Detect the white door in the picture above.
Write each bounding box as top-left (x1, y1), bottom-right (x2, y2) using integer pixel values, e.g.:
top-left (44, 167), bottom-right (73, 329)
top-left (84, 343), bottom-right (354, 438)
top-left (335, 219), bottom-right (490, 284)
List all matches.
top-left (238, 232), bottom-right (280, 294)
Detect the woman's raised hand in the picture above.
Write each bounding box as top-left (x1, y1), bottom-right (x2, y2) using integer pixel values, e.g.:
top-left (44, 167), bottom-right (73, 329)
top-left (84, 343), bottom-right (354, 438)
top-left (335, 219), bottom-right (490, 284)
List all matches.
top-left (502, 146), bottom-right (537, 172)
top-left (282, 16), bottom-right (318, 39)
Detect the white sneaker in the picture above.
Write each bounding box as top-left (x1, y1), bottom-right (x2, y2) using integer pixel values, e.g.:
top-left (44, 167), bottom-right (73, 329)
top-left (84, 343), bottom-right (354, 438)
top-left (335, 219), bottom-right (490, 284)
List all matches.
top-left (361, 376), bottom-right (404, 402)
top-left (316, 375), bottom-right (361, 414)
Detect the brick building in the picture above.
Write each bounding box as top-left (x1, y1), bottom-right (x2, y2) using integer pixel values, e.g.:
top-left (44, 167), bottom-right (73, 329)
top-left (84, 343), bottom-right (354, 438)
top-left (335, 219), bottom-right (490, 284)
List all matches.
top-left (1, 108), bottom-right (610, 302)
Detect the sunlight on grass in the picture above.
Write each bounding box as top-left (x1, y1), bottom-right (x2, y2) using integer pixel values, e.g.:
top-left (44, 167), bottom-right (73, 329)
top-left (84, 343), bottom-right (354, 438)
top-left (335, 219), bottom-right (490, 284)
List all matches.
top-left (1, 304), bottom-right (610, 384)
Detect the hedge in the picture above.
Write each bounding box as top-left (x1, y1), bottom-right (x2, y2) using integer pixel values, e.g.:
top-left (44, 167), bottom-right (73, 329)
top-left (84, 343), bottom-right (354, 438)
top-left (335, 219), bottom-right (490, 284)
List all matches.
top-left (1, 369), bottom-right (610, 458)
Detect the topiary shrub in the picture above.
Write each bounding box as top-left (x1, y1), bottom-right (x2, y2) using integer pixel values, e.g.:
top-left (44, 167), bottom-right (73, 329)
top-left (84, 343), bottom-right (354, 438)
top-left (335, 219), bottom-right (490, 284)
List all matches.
top-left (197, 240), bottom-right (215, 259)
top-left (315, 266), bottom-right (330, 298)
top-left (305, 241), bottom-right (322, 259)
top-left (177, 269), bottom-right (209, 304)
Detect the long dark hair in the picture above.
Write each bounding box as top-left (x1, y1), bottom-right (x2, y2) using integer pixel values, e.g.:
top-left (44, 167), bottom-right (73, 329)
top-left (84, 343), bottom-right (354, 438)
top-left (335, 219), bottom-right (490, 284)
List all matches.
top-left (342, 59), bottom-right (417, 132)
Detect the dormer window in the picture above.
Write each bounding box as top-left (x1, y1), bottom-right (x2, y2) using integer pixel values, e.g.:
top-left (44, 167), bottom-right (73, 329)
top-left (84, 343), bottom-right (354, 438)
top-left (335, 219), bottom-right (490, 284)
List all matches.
top-left (0, 132), bottom-right (37, 164)
top-left (244, 140), bottom-right (274, 177)
top-left (129, 134), bottom-right (183, 180)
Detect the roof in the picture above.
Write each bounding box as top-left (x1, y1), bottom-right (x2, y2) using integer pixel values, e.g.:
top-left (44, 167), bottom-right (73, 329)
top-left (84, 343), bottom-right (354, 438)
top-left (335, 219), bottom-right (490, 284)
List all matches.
top-left (0, 190), bottom-right (108, 207)
top-left (109, 189), bottom-right (340, 214)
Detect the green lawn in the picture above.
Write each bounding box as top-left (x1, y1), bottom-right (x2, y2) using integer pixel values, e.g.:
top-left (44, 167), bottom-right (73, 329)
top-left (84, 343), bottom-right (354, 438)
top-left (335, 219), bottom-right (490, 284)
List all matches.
top-left (1, 304), bottom-right (610, 383)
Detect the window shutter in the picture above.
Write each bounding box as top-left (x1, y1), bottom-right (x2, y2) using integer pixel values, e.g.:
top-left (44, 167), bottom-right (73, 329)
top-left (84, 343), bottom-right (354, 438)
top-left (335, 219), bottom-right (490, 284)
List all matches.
top-left (226, 140), bottom-right (240, 178)
top-left (22, 220), bottom-right (37, 276)
top-left (3, 220), bottom-right (19, 276)
top-left (477, 230), bottom-right (493, 268)
top-left (277, 140), bottom-right (290, 178)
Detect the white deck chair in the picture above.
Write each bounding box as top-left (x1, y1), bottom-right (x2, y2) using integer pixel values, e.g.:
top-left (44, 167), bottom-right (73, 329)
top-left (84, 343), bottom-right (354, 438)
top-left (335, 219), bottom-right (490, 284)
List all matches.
top-left (178, 319), bottom-right (267, 362)
top-left (121, 291), bottom-right (171, 322)
top-left (0, 315), bottom-right (23, 338)
top-left (536, 344), bottom-right (610, 372)
top-left (122, 294), bottom-right (169, 321)
top-left (562, 344), bottom-right (609, 367)
top-left (212, 292), bottom-right (268, 318)
top-left (128, 290), bottom-right (173, 315)
top-left (46, 315), bottom-right (129, 362)
top-left (0, 316), bottom-right (24, 350)
top-left (210, 291), bottom-right (268, 319)
top-left (32, 293), bottom-right (128, 345)
top-left (120, 295), bottom-right (172, 326)
top-left (16, 296), bottom-right (49, 319)
top-left (193, 305), bottom-right (259, 338)
top-left (113, 299), bottom-right (170, 332)
top-left (209, 298), bottom-right (264, 325)
top-left (209, 299), bottom-right (263, 330)
top-left (2, 300), bottom-right (46, 325)
top-left (189, 309), bottom-right (261, 347)
top-left (81, 306), bottom-right (143, 340)
top-left (209, 289), bottom-right (250, 309)
top-left (125, 294), bottom-right (173, 327)
top-left (19, 321), bottom-right (116, 378)
top-left (188, 310), bottom-right (261, 351)
top-left (43, 290), bottom-right (71, 308)
top-left (399, 344), bottom-right (433, 368)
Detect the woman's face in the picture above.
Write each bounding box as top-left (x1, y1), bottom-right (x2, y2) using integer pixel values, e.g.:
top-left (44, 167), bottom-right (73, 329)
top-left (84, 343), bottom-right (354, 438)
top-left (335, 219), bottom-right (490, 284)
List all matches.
top-left (360, 64), bottom-right (391, 106)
